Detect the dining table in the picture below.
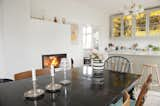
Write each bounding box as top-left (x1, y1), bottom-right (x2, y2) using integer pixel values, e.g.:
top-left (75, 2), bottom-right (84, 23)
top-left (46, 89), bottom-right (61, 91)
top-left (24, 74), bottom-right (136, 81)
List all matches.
top-left (0, 66), bottom-right (140, 106)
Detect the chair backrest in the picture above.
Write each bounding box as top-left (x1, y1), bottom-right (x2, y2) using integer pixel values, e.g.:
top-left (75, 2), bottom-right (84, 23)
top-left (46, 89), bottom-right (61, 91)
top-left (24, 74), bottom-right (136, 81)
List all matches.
top-left (136, 74), bottom-right (152, 106)
top-left (0, 79), bottom-right (13, 83)
top-left (123, 91), bottom-right (130, 106)
top-left (14, 68), bottom-right (50, 80)
top-left (104, 56), bottom-right (131, 73)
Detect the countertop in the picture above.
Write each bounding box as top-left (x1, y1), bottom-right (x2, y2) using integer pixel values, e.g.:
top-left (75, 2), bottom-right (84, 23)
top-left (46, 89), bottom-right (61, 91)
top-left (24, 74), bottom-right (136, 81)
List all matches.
top-left (108, 51), bottom-right (160, 56)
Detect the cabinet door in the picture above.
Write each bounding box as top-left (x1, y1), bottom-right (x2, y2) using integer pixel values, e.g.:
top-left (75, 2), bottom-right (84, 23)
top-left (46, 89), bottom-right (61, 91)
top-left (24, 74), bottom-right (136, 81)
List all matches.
top-left (135, 13), bottom-right (147, 37)
top-left (123, 15), bottom-right (133, 37)
top-left (149, 10), bottom-right (160, 36)
top-left (111, 16), bottom-right (122, 37)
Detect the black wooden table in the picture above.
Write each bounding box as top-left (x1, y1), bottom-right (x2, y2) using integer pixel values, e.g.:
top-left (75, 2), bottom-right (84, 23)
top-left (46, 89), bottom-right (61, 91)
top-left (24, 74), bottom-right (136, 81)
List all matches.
top-left (0, 67), bottom-right (140, 106)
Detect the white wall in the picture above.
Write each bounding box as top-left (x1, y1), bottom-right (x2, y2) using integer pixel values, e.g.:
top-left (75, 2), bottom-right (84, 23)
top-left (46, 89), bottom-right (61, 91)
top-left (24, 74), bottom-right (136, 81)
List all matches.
top-left (30, 0), bottom-right (107, 70)
top-left (31, 0), bottom-right (108, 54)
top-left (31, 0), bottom-right (105, 26)
top-left (0, 0), bottom-right (5, 78)
top-left (28, 19), bottom-right (72, 68)
top-left (0, 0), bottom-right (106, 79)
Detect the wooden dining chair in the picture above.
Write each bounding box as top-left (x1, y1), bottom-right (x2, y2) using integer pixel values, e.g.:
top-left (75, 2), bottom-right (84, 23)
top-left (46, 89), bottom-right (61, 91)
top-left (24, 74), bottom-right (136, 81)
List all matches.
top-left (105, 56), bottom-right (131, 73)
top-left (14, 68), bottom-right (50, 80)
top-left (131, 74), bottom-right (152, 106)
top-left (111, 74), bottom-right (152, 106)
top-left (110, 91), bottom-right (130, 106)
top-left (0, 79), bottom-right (13, 83)
top-left (123, 91), bottom-right (130, 106)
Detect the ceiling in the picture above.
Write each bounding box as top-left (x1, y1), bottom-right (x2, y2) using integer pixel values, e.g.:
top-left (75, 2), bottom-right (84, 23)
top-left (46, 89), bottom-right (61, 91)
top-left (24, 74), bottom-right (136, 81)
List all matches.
top-left (71, 0), bottom-right (160, 12)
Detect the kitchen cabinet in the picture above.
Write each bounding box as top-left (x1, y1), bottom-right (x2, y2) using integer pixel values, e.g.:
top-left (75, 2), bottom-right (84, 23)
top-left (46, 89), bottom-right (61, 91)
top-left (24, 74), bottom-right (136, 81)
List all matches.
top-left (110, 7), bottom-right (160, 38)
top-left (111, 15), bottom-right (122, 37)
top-left (135, 13), bottom-right (147, 37)
top-left (123, 15), bottom-right (133, 37)
top-left (149, 10), bottom-right (160, 36)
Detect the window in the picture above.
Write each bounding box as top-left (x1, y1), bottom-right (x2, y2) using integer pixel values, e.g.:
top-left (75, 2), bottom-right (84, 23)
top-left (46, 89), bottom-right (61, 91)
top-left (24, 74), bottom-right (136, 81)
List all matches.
top-left (83, 26), bottom-right (92, 49)
top-left (83, 25), bottom-right (100, 50)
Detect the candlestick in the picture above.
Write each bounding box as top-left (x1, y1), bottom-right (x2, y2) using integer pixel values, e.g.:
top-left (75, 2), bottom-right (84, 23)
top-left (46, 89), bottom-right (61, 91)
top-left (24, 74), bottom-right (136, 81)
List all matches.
top-left (24, 68), bottom-right (44, 100)
top-left (32, 68), bottom-right (36, 81)
top-left (50, 65), bottom-right (55, 77)
top-left (45, 66), bottom-right (62, 93)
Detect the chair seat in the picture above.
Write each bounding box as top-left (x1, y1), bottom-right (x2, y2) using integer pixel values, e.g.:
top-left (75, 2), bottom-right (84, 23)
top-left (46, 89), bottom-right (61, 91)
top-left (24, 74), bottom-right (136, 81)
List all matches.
top-left (0, 79), bottom-right (13, 83)
top-left (130, 99), bottom-right (136, 106)
top-left (110, 98), bottom-right (136, 106)
top-left (110, 98), bottom-right (123, 106)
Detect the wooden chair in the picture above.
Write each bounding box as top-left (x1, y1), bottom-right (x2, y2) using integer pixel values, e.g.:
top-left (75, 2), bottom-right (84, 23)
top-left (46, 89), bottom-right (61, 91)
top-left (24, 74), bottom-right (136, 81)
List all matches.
top-left (110, 74), bottom-right (152, 106)
top-left (14, 68), bottom-right (50, 80)
top-left (123, 91), bottom-right (130, 106)
top-left (110, 91), bottom-right (130, 106)
top-left (139, 64), bottom-right (160, 87)
top-left (105, 56), bottom-right (131, 73)
top-left (0, 79), bottom-right (13, 83)
top-left (131, 74), bottom-right (152, 106)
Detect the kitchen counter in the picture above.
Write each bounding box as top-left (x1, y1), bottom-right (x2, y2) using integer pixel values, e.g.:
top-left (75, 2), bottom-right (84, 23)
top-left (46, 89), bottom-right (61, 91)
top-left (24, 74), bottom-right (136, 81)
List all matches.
top-left (108, 51), bottom-right (160, 56)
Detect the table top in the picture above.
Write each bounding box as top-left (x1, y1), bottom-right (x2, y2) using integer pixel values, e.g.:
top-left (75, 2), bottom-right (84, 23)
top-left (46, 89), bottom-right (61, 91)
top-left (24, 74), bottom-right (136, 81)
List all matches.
top-left (0, 67), bottom-right (140, 106)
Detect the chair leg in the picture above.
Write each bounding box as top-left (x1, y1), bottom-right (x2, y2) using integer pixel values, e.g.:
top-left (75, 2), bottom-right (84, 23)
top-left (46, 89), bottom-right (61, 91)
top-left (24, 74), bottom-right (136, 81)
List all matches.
top-left (139, 66), bottom-right (145, 85)
top-left (155, 67), bottom-right (160, 86)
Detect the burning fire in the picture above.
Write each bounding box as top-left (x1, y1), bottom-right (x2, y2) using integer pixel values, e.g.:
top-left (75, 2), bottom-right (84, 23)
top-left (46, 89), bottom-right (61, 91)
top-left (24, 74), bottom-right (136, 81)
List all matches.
top-left (50, 56), bottom-right (60, 68)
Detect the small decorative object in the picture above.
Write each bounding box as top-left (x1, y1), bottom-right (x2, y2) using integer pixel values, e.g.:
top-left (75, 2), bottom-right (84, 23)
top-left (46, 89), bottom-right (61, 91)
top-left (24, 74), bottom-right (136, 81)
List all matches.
top-left (104, 47), bottom-right (108, 52)
top-left (54, 17), bottom-right (58, 23)
top-left (46, 65), bottom-right (62, 92)
top-left (90, 49), bottom-right (103, 60)
top-left (108, 43), bottom-right (114, 51)
top-left (24, 69), bottom-right (45, 100)
top-left (60, 58), bottom-right (71, 85)
top-left (62, 17), bottom-right (66, 24)
top-left (132, 43), bottom-right (138, 50)
top-left (92, 60), bottom-right (104, 77)
top-left (115, 46), bottom-right (119, 51)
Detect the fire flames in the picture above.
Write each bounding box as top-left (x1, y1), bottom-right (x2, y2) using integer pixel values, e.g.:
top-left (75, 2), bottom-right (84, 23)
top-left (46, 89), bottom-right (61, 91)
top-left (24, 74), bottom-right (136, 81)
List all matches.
top-left (50, 56), bottom-right (60, 68)
top-left (43, 56), bottom-right (61, 68)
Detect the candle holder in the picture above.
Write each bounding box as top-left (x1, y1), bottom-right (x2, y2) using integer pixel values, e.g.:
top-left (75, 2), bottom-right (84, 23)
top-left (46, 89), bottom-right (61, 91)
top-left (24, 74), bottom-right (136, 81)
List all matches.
top-left (24, 80), bottom-right (45, 100)
top-left (60, 58), bottom-right (71, 85)
top-left (46, 76), bottom-right (62, 93)
top-left (60, 68), bottom-right (71, 85)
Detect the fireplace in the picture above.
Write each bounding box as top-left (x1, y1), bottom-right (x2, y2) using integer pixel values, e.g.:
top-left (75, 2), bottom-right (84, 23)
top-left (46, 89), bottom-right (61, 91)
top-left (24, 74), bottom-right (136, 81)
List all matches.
top-left (42, 54), bottom-right (67, 68)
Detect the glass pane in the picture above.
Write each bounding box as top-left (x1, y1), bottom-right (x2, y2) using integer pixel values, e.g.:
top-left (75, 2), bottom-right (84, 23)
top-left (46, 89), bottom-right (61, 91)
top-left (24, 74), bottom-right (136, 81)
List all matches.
top-left (112, 16), bottom-right (121, 37)
top-left (135, 13), bottom-right (146, 37)
top-left (93, 32), bottom-right (99, 50)
top-left (123, 15), bottom-right (132, 37)
top-left (149, 10), bottom-right (160, 36)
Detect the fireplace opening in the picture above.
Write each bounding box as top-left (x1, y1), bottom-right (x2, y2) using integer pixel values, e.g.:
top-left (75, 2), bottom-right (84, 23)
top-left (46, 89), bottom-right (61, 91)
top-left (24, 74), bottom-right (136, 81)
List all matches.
top-left (42, 54), bottom-right (67, 68)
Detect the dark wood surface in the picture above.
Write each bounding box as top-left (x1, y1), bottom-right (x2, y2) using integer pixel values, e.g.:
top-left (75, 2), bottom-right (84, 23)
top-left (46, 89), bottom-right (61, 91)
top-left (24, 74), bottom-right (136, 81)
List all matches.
top-left (0, 67), bottom-right (140, 106)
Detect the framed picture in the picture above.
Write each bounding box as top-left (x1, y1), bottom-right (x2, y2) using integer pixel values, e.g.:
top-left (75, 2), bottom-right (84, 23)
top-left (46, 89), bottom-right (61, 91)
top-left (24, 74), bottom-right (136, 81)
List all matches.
top-left (71, 24), bottom-right (79, 44)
